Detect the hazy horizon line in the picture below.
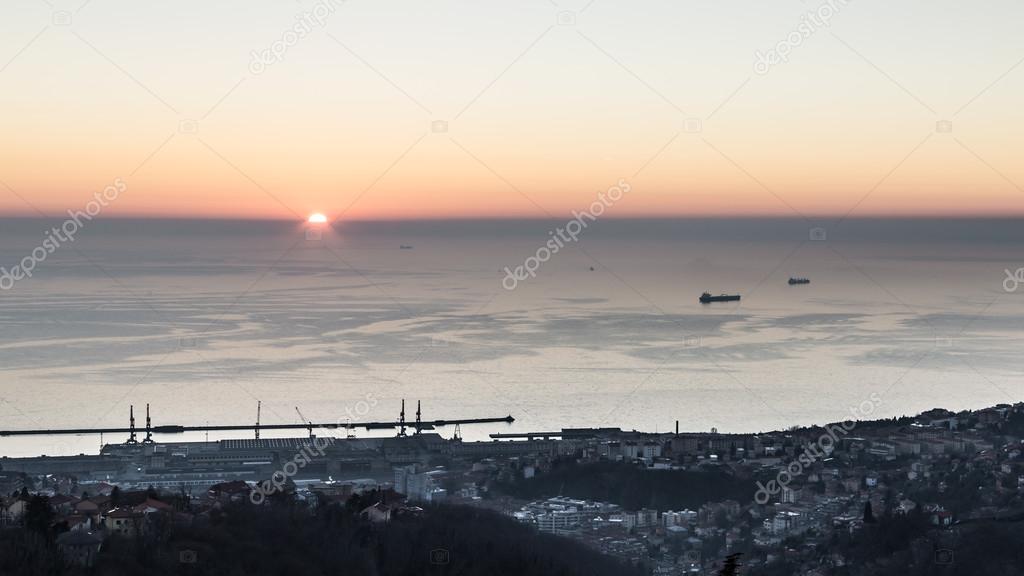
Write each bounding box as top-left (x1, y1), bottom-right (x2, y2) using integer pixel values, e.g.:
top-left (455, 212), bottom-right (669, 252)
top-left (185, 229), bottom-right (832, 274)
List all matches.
top-left (2, 214), bottom-right (1024, 224)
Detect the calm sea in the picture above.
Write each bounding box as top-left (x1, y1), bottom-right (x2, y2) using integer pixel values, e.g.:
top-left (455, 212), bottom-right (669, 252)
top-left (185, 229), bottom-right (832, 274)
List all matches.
top-left (1, 218), bottom-right (1022, 457)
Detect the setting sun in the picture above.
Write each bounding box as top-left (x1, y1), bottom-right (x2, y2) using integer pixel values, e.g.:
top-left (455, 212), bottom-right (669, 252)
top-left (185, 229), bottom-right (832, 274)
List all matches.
top-left (308, 213), bottom-right (328, 224)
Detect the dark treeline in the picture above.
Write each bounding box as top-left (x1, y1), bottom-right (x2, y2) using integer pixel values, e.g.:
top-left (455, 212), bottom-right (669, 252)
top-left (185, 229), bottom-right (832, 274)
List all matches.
top-left (0, 493), bottom-right (643, 576)
top-left (750, 510), bottom-right (1024, 576)
top-left (840, 515), bottom-right (1024, 576)
top-left (496, 460), bottom-right (753, 510)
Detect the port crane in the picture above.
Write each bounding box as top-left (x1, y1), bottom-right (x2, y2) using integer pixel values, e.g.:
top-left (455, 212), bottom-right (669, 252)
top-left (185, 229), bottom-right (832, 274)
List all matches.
top-left (295, 407), bottom-right (315, 438)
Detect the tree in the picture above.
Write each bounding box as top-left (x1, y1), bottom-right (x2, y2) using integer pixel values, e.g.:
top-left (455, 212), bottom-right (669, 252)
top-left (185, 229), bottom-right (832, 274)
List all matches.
top-left (717, 553), bottom-right (742, 576)
top-left (863, 501), bottom-right (876, 524)
top-left (23, 495), bottom-right (53, 537)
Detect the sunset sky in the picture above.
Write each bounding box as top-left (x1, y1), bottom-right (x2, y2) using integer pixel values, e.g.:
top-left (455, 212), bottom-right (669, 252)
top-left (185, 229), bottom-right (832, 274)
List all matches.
top-left (1, 0), bottom-right (1023, 220)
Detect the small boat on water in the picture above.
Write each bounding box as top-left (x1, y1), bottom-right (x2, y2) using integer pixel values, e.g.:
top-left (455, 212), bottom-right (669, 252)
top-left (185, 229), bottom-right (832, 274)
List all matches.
top-left (700, 292), bottom-right (740, 303)
top-left (788, 277), bottom-right (810, 285)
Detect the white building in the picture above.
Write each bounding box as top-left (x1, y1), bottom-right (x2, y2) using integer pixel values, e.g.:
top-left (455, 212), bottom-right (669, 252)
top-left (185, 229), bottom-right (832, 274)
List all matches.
top-left (636, 508), bottom-right (659, 528)
top-left (393, 465), bottom-right (447, 502)
top-left (764, 511), bottom-right (803, 535)
top-left (642, 442), bottom-right (663, 459)
top-left (662, 509), bottom-right (697, 527)
top-left (536, 508), bottom-right (582, 534)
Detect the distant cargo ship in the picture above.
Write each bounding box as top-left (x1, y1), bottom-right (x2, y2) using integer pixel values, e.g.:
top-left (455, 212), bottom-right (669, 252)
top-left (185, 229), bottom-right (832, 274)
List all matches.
top-left (788, 277), bottom-right (810, 285)
top-left (699, 292), bottom-right (740, 303)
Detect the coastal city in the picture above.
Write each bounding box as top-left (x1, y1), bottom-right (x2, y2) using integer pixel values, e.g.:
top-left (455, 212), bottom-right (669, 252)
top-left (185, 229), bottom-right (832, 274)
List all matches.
top-left (3, 0), bottom-right (1023, 573)
top-left (3, 401), bottom-right (1024, 574)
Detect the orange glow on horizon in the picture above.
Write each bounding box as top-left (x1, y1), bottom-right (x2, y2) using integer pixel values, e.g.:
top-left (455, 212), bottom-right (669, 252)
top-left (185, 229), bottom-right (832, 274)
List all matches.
top-left (1, 2), bottom-right (1023, 220)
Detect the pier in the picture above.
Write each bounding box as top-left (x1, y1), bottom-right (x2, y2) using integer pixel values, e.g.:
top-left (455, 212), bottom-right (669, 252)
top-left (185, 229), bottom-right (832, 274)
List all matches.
top-left (0, 400), bottom-right (513, 440)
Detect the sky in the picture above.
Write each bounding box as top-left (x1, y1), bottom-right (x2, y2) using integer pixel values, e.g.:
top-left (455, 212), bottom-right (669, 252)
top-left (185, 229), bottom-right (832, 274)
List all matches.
top-left (1, 0), bottom-right (1023, 220)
